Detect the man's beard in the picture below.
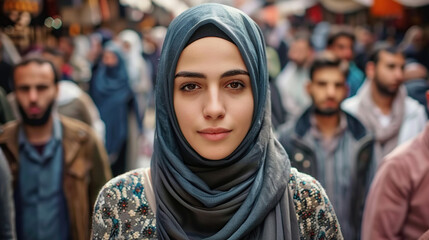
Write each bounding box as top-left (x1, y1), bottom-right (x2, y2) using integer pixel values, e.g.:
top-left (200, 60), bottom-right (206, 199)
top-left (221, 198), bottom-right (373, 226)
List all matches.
top-left (312, 103), bottom-right (340, 116)
top-left (18, 101), bottom-right (55, 126)
top-left (374, 75), bottom-right (398, 97)
top-left (314, 107), bottom-right (340, 116)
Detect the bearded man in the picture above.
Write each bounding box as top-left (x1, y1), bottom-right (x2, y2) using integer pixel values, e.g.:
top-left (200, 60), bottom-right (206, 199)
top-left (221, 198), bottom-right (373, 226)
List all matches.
top-left (278, 53), bottom-right (374, 240)
top-left (0, 57), bottom-right (111, 240)
top-left (342, 45), bottom-right (427, 165)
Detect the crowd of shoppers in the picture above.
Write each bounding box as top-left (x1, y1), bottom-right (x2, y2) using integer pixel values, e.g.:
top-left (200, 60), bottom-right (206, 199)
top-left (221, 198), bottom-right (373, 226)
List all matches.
top-left (0, 2), bottom-right (429, 239)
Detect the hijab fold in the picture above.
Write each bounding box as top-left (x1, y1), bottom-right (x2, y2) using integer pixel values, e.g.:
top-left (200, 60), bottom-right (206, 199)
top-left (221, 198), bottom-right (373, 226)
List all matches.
top-left (151, 4), bottom-right (299, 239)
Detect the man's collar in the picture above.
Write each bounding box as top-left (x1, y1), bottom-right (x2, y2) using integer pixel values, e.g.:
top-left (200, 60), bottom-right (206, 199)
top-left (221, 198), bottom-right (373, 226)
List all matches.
top-left (19, 113), bottom-right (62, 146)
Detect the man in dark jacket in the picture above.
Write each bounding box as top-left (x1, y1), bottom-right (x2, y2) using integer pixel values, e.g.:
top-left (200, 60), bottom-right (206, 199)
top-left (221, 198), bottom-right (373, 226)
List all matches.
top-left (278, 53), bottom-right (374, 240)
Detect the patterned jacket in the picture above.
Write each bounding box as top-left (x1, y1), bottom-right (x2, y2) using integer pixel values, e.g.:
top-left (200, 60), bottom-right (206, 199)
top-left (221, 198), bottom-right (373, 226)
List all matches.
top-left (92, 167), bottom-right (343, 240)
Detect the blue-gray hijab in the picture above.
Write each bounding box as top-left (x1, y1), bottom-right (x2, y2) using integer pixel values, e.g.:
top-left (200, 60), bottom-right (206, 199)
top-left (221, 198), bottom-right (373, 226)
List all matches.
top-left (151, 3), bottom-right (299, 239)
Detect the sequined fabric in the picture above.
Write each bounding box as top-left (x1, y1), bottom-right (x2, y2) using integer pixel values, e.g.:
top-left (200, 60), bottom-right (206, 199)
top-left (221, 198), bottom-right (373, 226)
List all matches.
top-left (92, 168), bottom-right (343, 239)
top-left (92, 170), bottom-right (157, 240)
top-left (288, 168), bottom-right (343, 239)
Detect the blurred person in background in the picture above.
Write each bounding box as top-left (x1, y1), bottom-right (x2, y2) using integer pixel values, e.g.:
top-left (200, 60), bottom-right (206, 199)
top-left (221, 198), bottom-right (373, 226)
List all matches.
top-left (278, 53), bottom-right (374, 239)
top-left (57, 35), bottom-right (75, 81)
top-left (0, 35), bottom-right (15, 94)
top-left (118, 29), bottom-right (152, 103)
top-left (0, 57), bottom-right (111, 240)
top-left (118, 29), bottom-right (152, 170)
top-left (0, 86), bottom-right (15, 125)
top-left (398, 26), bottom-right (429, 69)
top-left (361, 90), bottom-right (429, 240)
top-left (403, 61), bottom-right (429, 117)
top-left (87, 29), bottom-right (113, 81)
top-left (7, 47), bottom-right (106, 142)
top-left (142, 26), bottom-right (167, 89)
top-left (354, 26), bottom-right (375, 73)
top-left (90, 41), bottom-right (142, 176)
top-left (327, 28), bottom-right (365, 97)
top-left (266, 45), bottom-right (288, 130)
top-left (87, 32), bottom-right (104, 71)
top-left (343, 45), bottom-right (427, 166)
top-left (0, 149), bottom-right (16, 240)
top-left (275, 33), bottom-right (314, 122)
top-left (41, 47), bottom-right (106, 142)
top-left (70, 35), bottom-right (93, 90)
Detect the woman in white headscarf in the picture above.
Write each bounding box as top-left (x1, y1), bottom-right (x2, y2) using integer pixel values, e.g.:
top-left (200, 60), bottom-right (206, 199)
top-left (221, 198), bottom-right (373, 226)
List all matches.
top-left (118, 29), bottom-right (152, 112)
top-left (118, 30), bottom-right (153, 170)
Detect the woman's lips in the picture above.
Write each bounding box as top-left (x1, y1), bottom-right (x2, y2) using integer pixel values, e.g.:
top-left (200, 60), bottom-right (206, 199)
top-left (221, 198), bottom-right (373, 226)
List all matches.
top-left (198, 128), bottom-right (232, 141)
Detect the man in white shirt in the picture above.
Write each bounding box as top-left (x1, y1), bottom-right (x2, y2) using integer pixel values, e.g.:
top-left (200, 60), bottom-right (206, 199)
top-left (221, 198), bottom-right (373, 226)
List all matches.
top-left (342, 44), bottom-right (427, 166)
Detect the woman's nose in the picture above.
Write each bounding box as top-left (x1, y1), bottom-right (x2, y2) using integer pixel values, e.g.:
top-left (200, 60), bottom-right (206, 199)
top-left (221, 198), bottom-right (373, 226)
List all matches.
top-left (203, 88), bottom-right (225, 120)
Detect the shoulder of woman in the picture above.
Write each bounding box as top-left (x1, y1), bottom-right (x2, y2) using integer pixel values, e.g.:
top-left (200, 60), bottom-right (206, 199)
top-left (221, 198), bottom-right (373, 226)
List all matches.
top-left (92, 168), bottom-right (157, 239)
top-left (288, 168), bottom-right (343, 239)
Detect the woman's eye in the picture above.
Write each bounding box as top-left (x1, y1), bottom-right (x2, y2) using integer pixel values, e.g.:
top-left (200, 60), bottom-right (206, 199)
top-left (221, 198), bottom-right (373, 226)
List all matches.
top-left (180, 83), bottom-right (200, 91)
top-left (226, 81), bottom-right (244, 89)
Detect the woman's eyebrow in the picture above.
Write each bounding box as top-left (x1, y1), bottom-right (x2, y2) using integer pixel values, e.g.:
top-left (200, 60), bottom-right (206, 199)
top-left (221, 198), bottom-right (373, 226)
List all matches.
top-left (175, 71), bottom-right (206, 79)
top-left (174, 69), bottom-right (249, 79)
top-left (221, 69), bottom-right (249, 78)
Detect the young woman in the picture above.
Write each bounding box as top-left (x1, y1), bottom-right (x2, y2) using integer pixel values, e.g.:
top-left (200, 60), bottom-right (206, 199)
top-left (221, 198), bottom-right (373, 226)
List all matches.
top-left (92, 3), bottom-right (342, 239)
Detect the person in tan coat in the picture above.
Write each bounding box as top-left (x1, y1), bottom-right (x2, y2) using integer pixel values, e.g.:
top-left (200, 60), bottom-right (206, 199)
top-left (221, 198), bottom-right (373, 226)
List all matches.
top-left (0, 56), bottom-right (111, 240)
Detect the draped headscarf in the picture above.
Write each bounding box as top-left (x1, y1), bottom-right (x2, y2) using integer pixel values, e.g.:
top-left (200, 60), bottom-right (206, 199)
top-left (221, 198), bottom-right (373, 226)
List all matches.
top-left (117, 29), bottom-right (148, 88)
top-left (151, 3), bottom-right (299, 239)
top-left (90, 42), bottom-right (135, 161)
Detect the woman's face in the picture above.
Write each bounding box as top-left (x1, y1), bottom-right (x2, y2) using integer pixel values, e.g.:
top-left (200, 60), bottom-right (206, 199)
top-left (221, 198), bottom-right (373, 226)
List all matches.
top-left (102, 50), bottom-right (118, 67)
top-left (174, 37), bottom-right (254, 160)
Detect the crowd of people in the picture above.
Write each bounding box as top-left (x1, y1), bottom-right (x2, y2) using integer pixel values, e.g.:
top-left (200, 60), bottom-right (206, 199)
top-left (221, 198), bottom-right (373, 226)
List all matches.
top-left (0, 2), bottom-right (429, 240)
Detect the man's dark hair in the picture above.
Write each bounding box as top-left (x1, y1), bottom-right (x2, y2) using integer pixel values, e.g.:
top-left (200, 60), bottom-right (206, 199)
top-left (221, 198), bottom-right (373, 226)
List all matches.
top-left (41, 47), bottom-right (65, 58)
top-left (368, 44), bottom-right (403, 64)
top-left (59, 35), bottom-right (75, 48)
top-left (327, 29), bottom-right (355, 47)
top-left (12, 57), bottom-right (60, 87)
top-left (293, 32), bottom-right (314, 49)
top-left (309, 53), bottom-right (349, 80)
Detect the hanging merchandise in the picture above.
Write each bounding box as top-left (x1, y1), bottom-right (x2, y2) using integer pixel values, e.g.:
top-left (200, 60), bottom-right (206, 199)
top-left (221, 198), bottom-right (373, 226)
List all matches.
top-left (3, 0), bottom-right (42, 15)
top-left (99, 0), bottom-right (111, 21)
top-left (45, 0), bottom-right (59, 17)
top-left (60, 0), bottom-right (102, 27)
top-left (355, 0), bottom-right (429, 7)
top-left (320, 0), bottom-right (366, 14)
top-left (371, 0), bottom-right (404, 17)
top-left (120, 0), bottom-right (151, 12)
top-left (394, 0), bottom-right (429, 7)
top-left (276, 0), bottom-right (317, 17)
top-left (306, 4), bottom-right (323, 24)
